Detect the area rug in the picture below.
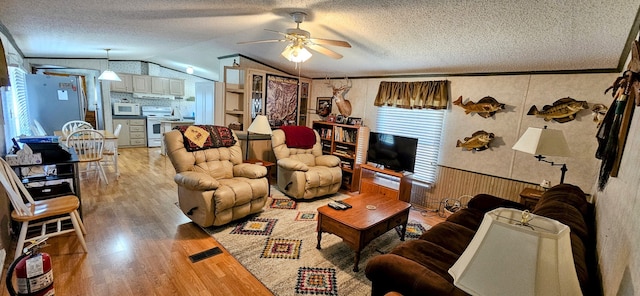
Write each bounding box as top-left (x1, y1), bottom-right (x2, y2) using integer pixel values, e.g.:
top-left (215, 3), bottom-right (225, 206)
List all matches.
top-left (203, 187), bottom-right (431, 296)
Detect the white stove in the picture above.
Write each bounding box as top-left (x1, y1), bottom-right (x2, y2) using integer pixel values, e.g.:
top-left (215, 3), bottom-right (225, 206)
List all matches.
top-left (142, 106), bottom-right (180, 147)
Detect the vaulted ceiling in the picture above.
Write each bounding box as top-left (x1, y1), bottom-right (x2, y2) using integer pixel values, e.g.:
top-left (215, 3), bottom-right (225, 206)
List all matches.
top-left (1, 0), bottom-right (639, 81)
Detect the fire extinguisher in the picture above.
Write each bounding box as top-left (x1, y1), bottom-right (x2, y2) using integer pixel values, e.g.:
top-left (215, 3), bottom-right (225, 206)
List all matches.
top-left (5, 237), bottom-right (54, 296)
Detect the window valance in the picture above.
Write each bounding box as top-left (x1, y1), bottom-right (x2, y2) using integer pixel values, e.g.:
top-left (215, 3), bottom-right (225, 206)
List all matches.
top-left (374, 80), bottom-right (449, 109)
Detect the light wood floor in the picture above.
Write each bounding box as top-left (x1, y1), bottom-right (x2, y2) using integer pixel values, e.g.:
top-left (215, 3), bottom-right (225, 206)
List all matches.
top-left (2, 148), bottom-right (444, 296)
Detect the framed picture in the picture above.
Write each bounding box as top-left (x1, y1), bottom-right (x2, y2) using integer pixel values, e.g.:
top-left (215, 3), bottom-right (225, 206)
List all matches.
top-left (266, 74), bottom-right (299, 128)
top-left (316, 97), bottom-right (332, 117)
top-left (347, 117), bottom-right (362, 125)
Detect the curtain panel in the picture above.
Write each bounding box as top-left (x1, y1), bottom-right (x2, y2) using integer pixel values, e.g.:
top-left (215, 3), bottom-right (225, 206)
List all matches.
top-left (374, 80), bottom-right (448, 109)
top-left (0, 39), bottom-right (10, 87)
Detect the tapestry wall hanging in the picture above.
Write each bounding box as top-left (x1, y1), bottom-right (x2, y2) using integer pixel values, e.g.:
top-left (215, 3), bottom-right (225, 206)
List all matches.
top-left (266, 74), bottom-right (299, 128)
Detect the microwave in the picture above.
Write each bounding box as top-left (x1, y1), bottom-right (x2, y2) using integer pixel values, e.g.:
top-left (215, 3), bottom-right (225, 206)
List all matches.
top-left (113, 103), bottom-right (141, 116)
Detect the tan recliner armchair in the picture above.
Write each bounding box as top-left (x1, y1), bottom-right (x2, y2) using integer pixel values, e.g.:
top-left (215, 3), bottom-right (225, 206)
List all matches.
top-left (164, 128), bottom-right (269, 227)
top-left (271, 128), bottom-right (342, 199)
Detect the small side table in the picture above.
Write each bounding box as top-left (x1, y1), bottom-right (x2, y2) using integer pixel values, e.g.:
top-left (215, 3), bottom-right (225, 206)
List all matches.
top-left (519, 188), bottom-right (544, 210)
top-left (244, 159), bottom-right (275, 196)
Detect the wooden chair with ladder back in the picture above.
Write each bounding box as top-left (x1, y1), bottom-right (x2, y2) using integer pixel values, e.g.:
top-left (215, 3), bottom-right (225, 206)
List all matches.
top-left (66, 129), bottom-right (108, 184)
top-left (0, 157), bottom-right (87, 259)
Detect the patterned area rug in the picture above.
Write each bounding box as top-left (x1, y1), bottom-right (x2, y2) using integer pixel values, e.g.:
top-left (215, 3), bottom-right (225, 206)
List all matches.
top-left (203, 187), bottom-right (431, 296)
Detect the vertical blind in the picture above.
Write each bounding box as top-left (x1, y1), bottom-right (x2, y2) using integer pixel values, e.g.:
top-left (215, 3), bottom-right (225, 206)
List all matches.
top-left (4, 66), bottom-right (31, 139)
top-left (375, 106), bottom-right (445, 184)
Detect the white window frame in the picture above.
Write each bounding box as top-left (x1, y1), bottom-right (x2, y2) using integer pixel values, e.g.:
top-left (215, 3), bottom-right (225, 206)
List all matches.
top-left (374, 106), bottom-right (445, 184)
top-left (2, 66), bottom-right (31, 152)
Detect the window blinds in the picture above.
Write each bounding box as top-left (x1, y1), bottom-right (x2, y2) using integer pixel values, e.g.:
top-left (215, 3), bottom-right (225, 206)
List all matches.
top-left (375, 106), bottom-right (445, 184)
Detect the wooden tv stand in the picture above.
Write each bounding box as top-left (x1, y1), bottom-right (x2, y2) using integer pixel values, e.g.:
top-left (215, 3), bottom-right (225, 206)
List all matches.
top-left (358, 164), bottom-right (413, 202)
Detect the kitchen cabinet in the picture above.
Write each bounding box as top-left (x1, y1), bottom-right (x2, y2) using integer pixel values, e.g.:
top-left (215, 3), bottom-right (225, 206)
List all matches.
top-left (113, 118), bottom-right (147, 147)
top-left (132, 75), bottom-right (152, 93)
top-left (110, 73), bottom-right (133, 92)
top-left (111, 74), bottom-right (184, 96)
top-left (169, 78), bottom-right (185, 96)
top-left (151, 76), bottom-right (170, 94)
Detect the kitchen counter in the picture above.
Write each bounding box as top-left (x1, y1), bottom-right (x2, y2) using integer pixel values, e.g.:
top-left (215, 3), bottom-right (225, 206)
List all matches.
top-left (113, 115), bottom-right (146, 120)
top-left (160, 120), bottom-right (195, 155)
top-left (159, 120), bottom-right (194, 124)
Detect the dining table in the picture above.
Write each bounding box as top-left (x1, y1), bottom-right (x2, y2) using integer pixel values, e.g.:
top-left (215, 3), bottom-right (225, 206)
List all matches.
top-left (54, 130), bottom-right (119, 177)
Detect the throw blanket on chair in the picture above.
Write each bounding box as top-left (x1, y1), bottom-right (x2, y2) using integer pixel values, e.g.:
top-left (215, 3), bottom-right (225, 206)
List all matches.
top-left (280, 126), bottom-right (316, 149)
top-left (173, 125), bottom-right (236, 151)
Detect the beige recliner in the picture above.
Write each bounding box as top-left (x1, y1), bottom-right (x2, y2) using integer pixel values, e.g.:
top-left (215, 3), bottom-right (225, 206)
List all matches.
top-left (164, 128), bottom-right (269, 227)
top-left (271, 128), bottom-right (342, 199)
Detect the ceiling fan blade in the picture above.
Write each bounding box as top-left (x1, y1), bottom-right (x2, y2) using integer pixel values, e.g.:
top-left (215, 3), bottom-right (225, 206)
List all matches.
top-left (305, 43), bottom-right (343, 59)
top-left (309, 38), bottom-right (351, 48)
top-left (237, 39), bottom-right (286, 45)
top-left (264, 29), bottom-right (288, 37)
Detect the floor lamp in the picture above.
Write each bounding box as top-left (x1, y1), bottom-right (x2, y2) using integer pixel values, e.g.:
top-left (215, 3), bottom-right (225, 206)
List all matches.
top-left (512, 126), bottom-right (571, 184)
top-left (245, 115), bottom-right (272, 160)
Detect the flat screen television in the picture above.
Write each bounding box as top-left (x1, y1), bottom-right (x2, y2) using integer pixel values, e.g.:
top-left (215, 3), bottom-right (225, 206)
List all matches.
top-left (367, 132), bottom-right (418, 173)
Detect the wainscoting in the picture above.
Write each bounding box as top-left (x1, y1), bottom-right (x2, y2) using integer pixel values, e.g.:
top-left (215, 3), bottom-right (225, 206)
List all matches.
top-left (409, 166), bottom-right (543, 211)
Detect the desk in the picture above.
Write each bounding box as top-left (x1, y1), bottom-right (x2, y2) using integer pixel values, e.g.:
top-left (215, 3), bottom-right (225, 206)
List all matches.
top-left (55, 130), bottom-right (119, 176)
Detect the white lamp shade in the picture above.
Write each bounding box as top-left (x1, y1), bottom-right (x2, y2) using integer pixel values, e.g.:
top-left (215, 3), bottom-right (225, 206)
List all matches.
top-left (448, 208), bottom-right (582, 296)
top-left (512, 127), bottom-right (570, 157)
top-left (281, 44), bottom-right (312, 63)
top-left (98, 70), bottom-right (121, 81)
top-left (247, 115), bottom-right (272, 135)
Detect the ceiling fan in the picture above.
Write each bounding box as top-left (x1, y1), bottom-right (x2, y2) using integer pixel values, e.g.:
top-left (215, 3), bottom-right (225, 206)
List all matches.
top-left (238, 11), bottom-right (351, 61)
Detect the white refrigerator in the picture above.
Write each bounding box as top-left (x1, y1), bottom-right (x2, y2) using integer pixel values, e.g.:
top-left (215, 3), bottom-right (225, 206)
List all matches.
top-left (26, 74), bottom-right (85, 135)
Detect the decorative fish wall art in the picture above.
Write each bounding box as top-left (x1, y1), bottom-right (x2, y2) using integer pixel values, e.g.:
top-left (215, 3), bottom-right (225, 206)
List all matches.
top-left (453, 96), bottom-right (505, 118)
top-left (456, 130), bottom-right (495, 151)
top-left (527, 97), bottom-right (588, 123)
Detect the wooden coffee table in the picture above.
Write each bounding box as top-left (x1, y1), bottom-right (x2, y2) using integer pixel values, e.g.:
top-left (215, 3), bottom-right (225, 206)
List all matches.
top-left (316, 192), bottom-right (411, 272)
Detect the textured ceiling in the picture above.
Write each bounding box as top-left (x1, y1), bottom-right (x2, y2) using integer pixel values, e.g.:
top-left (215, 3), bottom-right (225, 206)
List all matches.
top-left (1, 0), bottom-right (639, 81)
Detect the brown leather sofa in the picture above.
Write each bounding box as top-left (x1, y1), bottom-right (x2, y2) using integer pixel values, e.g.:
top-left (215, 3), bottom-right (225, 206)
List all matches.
top-left (365, 184), bottom-right (600, 296)
top-left (164, 128), bottom-right (269, 227)
top-left (271, 128), bottom-right (342, 199)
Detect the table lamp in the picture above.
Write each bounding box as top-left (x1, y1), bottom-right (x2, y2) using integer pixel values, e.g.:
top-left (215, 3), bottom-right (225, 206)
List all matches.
top-left (448, 207), bottom-right (582, 296)
top-left (512, 126), bottom-right (571, 184)
top-left (245, 115), bottom-right (272, 160)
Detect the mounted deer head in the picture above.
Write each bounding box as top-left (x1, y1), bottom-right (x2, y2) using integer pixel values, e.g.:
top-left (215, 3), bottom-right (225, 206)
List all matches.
top-left (326, 77), bottom-right (353, 116)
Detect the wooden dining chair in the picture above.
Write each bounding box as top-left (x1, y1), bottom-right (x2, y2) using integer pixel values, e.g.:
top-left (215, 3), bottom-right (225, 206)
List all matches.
top-left (101, 124), bottom-right (121, 178)
top-left (0, 158), bottom-right (88, 259)
top-left (66, 129), bottom-right (108, 184)
top-left (61, 120), bottom-right (93, 137)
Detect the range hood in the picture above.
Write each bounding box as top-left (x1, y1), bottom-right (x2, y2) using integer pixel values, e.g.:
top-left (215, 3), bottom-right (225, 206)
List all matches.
top-left (133, 93), bottom-right (175, 100)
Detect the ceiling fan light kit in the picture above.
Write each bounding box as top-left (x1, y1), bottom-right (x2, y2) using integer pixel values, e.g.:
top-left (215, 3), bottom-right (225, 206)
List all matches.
top-left (238, 11), bottom-right (351, 63)
top-left (282, 42), bottom-right (312, 63)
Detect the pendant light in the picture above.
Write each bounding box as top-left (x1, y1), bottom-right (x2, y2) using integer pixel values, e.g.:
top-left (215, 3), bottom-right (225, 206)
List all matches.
top-left (98, 49), bottom-right (121, 81)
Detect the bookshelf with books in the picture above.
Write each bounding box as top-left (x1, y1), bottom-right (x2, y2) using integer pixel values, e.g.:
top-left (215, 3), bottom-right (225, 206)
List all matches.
top-left (312, 121), bottom-right (370, 191)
